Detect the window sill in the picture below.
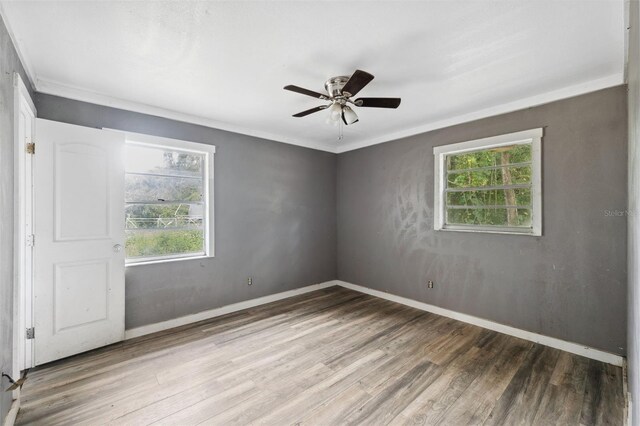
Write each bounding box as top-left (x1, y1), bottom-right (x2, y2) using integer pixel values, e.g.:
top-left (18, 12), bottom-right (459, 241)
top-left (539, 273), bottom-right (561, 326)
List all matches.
top-left (437, 226), bottom-right (541, 237)
top-left (126, 254), bottom-right (212, 267)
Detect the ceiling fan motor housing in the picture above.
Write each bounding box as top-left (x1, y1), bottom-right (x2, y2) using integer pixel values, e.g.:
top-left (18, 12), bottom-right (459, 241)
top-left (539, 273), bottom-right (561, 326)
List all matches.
top-left (324, 76), bottom-right (351, 98)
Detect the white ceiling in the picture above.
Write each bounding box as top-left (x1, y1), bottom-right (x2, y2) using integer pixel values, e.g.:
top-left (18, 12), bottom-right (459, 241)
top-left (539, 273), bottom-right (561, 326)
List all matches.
top-left (1, 1), bottom-right (625, 153)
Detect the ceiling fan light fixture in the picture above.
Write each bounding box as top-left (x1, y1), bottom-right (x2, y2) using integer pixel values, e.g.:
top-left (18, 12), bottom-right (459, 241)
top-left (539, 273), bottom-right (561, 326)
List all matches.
top-left (326, 116), bottom-right (339, 126)
top-left (328, 102), bottom-right (342, 121)
top-left (341, 106), bottom-right (359, 125)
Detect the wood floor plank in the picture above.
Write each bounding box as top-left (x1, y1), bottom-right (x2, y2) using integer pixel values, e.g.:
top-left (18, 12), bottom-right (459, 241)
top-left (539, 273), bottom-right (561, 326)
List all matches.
top-left (579, 360), bottom-right (625, 425)
top-left (256, 349), bottom-right (389, 425)
top-left (344, 359), bottom-right (443, 425)
top-left (531, 351), bottom-right (589, 425)
top-left (396, 334), bottom-right (512, 425)
top-left (483, 344), bottom-right (561, 425)
top-left (435, 337), bottom-right (533, 425)
top-left (106, 377), bottom-right (252, 425)
top-left (151, 380), bottom-right (257, 425)
top-left (298, 383), bottom-right (374, 425)
top-left (323, 311), bottom-right (429, 370)
top-left (15, 286), bottom-right (625, 426)
top-left (201, 363), bottom-right (334, 425)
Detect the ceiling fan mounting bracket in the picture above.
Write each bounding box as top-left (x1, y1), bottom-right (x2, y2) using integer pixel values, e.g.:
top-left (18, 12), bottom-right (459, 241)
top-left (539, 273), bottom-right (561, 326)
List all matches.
top-left (324, 76), bottom-right (351, 98)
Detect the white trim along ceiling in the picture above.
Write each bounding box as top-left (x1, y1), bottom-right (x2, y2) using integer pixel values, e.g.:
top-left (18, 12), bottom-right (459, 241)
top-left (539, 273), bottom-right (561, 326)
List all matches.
top-left (0, 1), bottom-right (626, 154)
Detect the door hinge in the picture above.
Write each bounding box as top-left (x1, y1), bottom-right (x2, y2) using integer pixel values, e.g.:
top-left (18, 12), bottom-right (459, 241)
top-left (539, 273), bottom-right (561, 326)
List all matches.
top-left (26, 234), bottom-right (35, 247)
top-left (26, 142), bottom-right (35, 155)
top-left (25, 327), bottom-right (35, 340)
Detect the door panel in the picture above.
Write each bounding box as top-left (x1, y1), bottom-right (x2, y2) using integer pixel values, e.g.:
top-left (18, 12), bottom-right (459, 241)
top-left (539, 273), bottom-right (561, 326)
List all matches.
top-left (55, 143), bottom-right (110, 240)
top-left (54, 259), bottom-right (110, 331)
top-left (34, 119), bottom-right (125, 365)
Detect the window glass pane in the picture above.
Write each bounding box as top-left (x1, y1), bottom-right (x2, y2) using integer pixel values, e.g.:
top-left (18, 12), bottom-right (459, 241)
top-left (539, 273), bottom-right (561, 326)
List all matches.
top-left (442, 142), bottom-right (534, 230)
top-left (125, 174), bottom-right (203, 203)
top-left (447, 165), bottom-right (531, 189)
top-left (125, 141), bottom-right (212, 262)
top-left (125, 145), bottom-right (203, 177)
top-left (125, 203), bottom-right (203, 230)
top-left (125, 229), bottom-right (205, 259)
top-left (446, 188), bottom-right (531, 207)
top-left (446, 144), bottom-right (531, 171)
top-left (436, 132), bottom-right (540, 234)
top-left (446, 208), bottom-right (532, 227)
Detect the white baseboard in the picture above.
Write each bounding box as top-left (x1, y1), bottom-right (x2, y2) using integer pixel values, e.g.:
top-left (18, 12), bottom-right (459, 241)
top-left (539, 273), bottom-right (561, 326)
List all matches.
top-left (624, 357), bottom-right (632, 425)
top-left (124, 279), bottom-right (623, 367)
top-left (336, 280), bottom-right (623, 367)
top-left (124, 281), bottom-right (338, 339)
top-left (3, 396), bottom-right (20, 426)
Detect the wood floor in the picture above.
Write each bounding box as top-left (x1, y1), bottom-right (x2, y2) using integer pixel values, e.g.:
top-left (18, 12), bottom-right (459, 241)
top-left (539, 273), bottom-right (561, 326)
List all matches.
top-left (16, 286), bottom-right (624, 425)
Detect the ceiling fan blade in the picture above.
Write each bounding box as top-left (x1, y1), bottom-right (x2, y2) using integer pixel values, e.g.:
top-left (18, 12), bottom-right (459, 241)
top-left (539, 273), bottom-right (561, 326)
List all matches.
top-left (354, 97), bottom-right (401, 109)
top-left (284, 85), bottom-right (330, 100)
top-left (292, 105), bottom-right (329, 117)
top-left (341, 70), bottom-right (374, 97)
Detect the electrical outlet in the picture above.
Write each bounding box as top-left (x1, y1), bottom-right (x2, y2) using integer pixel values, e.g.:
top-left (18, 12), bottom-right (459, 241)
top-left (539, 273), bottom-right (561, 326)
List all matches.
top-left (427, 280), bottom-right (434, 289)
top-left (247, 277), bottom-right (253, 286)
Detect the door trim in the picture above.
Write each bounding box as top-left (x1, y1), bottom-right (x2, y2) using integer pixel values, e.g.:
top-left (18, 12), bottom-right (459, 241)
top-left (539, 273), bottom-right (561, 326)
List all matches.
top-left (13, 72), bottom-right (36, 379)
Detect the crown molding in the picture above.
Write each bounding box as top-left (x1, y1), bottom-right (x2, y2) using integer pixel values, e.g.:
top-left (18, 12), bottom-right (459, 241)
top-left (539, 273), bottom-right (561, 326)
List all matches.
top-left (336, 72), bottom-right (625, 153)
top-left (35, 78), bottom-right (339, 153)
top-left (36, 73), bottom-right (623, 156)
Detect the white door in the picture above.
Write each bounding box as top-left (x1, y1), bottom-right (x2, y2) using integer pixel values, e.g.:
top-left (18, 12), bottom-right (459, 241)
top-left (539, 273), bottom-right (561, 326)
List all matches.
top-left (33, 118), bottom-right (126, 365)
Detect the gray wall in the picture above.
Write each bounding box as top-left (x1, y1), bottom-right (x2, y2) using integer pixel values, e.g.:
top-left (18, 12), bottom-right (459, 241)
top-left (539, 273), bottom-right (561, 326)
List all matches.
top-left (5, 31), bottom-right (630, 425)
top-left (628, 0), bottom-right (640, 422)
top-left (35, 94), bottom-right (337, 330)
top-left (337, 86), bottom-right (628, 355)
top-left (0, 14), bottom-right (33, 423)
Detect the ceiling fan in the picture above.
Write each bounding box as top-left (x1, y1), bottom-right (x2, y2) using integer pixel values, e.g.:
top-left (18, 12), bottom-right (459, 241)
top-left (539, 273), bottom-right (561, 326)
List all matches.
top-left (284, 69), bottom-right (401, 125)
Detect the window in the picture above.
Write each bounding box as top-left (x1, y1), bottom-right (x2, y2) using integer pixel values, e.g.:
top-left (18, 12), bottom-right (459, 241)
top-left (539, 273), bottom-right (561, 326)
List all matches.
top-left (124, 133), bottom-right (215, 264)
top-left (433, 128), bottom-right (542, 235)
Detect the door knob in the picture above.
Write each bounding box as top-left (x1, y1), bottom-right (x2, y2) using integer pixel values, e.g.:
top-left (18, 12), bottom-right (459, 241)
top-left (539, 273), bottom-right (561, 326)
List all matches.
top-left (113, 244), bottom-right (123, 253)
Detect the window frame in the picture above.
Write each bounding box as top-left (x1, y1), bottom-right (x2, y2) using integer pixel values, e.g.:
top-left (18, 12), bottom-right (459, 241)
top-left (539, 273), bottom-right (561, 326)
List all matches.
top-left (433, 128), bottom-right (542, 236)
top-left (121, 131), bottom-right (216, 266)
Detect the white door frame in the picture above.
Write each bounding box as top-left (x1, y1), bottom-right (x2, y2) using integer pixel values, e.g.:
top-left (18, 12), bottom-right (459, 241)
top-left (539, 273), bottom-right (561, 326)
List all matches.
top-left (13, 72), bottom-right (36, 379)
